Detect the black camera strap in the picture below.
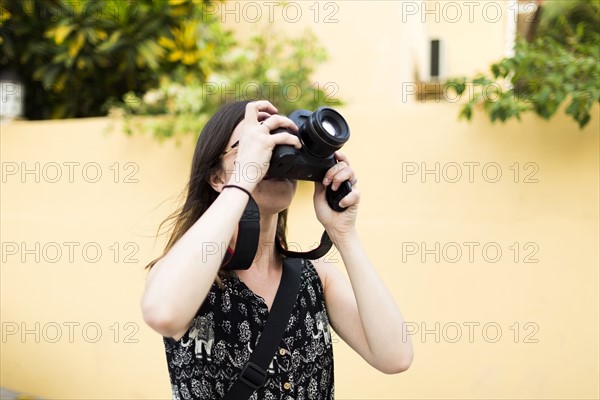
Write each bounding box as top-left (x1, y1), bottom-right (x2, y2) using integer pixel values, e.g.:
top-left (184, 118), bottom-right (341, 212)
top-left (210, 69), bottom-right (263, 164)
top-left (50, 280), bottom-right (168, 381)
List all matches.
top-left (220, 196), bottom-right (260, 271)
top-left (276, 230), bottom-right (333, 260)
top-left (220, 198), bottom-right (334, 271)
top-left (222, 257), bottom-right (302, 399)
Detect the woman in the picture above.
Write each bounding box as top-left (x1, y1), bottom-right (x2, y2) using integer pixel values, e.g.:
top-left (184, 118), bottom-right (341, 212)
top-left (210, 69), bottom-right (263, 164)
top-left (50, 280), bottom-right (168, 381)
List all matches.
top-left (141, 100), bottom-right (413, 399)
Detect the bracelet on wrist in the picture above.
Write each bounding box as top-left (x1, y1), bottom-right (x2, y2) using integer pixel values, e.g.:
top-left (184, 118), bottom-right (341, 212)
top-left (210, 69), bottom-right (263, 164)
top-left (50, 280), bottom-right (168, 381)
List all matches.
top-left (222, 184), bottom-right (252, 198)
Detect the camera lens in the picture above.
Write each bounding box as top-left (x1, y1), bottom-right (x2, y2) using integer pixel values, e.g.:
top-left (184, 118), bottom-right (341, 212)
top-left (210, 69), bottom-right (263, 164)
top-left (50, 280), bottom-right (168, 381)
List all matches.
top-left (322, 119), bottom-right (337, 136)
top-left (301, 107), bottom-right (350, 158)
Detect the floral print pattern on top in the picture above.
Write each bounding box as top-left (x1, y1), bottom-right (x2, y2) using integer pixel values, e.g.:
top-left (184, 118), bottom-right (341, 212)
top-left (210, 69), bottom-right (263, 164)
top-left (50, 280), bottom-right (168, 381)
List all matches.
top-left (163, 259), bottom-right (335, 400)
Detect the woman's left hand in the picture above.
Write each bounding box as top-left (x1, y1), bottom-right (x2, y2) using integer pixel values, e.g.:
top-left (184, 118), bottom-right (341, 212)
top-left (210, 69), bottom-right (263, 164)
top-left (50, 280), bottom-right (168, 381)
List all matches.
top-left (314, 151), bottom-right (360, 241)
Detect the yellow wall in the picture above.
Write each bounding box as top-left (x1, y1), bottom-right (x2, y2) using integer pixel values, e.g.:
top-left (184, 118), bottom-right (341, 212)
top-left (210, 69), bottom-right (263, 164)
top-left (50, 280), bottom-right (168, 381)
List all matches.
top-left (224, 0), bottom-right (515, 105)
top-left (2, 102), bottom-right (598, 399)
top-left (2, 1), bottom-right (599, 399)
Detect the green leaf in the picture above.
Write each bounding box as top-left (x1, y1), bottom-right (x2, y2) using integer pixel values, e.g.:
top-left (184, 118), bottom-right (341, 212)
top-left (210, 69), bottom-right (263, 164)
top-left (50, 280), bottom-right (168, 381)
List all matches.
top-left (53, 25), bottom-right (75, 45)
top-left (68, 32), bottom-right (86, 58)
top-left (459, 103), bottom-right (473, 120)
top-left (446, 0), bottom-right (599, 130)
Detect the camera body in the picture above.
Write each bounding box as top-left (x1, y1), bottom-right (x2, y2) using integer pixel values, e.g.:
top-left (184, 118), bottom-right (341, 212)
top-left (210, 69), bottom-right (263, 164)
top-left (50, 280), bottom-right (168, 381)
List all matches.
top-left (265, 107), bottom-right (352, 211)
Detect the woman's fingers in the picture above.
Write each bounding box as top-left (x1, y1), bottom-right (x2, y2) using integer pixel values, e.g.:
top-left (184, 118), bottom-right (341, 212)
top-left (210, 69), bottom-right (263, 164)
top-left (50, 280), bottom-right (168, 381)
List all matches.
top-left (334, 151), bottom-right (350, 166)
top-left (321, 152), bottom-right (358, 190)
top-left (245, 100), bottom-right (278, 124)
top-left (257, 111), bottom-right (272, 122)
top-left (331, 167), bottom-right (356, 191)
top-left (323, 162), bottom-right (357, 191)
top-left (234, 102), bottom-right (304, 183)
top-left (339, 188), bottom-right (360, 208)
top-left (270, 132), bottom-right (301, 149)
top-left (314, 180), bottom-right (360, 210)
top-left (261, 114), bottom-right (298, 133)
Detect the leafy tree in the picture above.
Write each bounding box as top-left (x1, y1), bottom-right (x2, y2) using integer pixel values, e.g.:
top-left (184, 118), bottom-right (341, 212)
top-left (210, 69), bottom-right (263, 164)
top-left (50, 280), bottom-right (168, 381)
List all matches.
top-left (110, 26), bottom-right (341, 140)
top-left (1, 0), bottom-right (341, 139)
top-left (1, 0), bottom-right (228, 119)
top-left (447, 0), bottom-right (599, 129)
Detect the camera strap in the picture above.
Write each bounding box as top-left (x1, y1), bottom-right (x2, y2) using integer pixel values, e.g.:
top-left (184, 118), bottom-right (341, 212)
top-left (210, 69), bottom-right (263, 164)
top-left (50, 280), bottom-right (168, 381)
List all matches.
top-left (219, 194), bottom-right (331, 397)
top-left (220, 198), bottom-right (333, 271)
top-left (220, 196), bottom-right (260, 271)
top-left (276, 230), bottom-right (333, 260)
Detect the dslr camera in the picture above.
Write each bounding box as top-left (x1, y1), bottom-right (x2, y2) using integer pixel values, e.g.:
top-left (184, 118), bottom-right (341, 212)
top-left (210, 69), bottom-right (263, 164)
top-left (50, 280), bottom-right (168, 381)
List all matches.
top-left (265, 107), bottom-right (352, 211)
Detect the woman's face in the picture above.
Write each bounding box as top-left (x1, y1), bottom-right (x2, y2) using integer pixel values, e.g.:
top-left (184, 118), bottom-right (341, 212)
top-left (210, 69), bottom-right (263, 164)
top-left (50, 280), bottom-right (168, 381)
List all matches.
top-left (219, 120), bottom-right (297, 215)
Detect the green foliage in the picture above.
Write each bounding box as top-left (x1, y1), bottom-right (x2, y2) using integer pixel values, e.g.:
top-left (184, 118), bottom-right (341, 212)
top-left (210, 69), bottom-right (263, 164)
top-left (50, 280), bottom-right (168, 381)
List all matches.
top-left (1, 0), bottom-right (341, 139)
top-left (109, 27), bottom-right (342, 140)
top-left (0, 0), bottom-right (226, 119)
top-left (220, 29), bottom-right (341, 116)
top-left (447, 0), bottom-right (599, 129)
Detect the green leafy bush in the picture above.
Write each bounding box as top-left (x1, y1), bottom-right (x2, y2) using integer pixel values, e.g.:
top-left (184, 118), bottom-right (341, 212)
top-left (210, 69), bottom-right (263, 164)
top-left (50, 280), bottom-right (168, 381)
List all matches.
top-left (1, 0), bottom-right (341, 139)
top-left (110, 28), bottom-right (342, 140)
top-left (1, 0), bottom-right (232, 119)
top-left (447, 0), bottom-right (599, 129)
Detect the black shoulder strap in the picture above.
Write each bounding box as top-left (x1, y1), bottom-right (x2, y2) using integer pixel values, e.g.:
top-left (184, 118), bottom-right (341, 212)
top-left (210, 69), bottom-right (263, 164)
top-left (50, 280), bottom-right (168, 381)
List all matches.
top-left (223, 257), bottom-right (302, 399)
top-left (220, 196), bottom-right (260, 271)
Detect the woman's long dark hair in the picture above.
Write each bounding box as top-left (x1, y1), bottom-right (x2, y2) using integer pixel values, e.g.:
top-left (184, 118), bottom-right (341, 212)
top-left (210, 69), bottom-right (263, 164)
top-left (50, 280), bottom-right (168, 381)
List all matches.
top-left (144, 100), bottom-right (289, 286)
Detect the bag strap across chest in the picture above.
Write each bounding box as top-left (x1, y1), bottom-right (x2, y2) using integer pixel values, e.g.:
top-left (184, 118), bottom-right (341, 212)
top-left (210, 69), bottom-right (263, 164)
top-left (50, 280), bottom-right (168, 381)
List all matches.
top-left (222, 257), bottom-right (302, 399)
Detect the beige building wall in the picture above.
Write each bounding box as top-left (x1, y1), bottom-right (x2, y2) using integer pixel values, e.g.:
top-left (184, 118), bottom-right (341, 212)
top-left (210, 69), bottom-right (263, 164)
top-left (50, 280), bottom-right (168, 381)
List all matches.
top-left (224, 0), bottom-right (516, 105)
top-left (1, 1), bottom-right (598, 399)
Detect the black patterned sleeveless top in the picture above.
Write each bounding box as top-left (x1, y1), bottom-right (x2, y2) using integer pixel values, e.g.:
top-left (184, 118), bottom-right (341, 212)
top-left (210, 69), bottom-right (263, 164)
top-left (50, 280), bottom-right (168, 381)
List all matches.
top-left (163, 259), bottom-right (335, 399)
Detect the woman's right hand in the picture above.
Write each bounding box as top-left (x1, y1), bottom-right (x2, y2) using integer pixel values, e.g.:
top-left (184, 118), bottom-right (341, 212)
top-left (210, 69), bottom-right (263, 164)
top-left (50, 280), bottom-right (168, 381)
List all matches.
top-left (229, 100), bottom-right (301, 191)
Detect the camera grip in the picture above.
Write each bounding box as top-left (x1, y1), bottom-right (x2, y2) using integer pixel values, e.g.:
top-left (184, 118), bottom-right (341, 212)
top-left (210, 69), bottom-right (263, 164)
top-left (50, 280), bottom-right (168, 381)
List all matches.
top-left (325, 180), bottom-right (352, 212)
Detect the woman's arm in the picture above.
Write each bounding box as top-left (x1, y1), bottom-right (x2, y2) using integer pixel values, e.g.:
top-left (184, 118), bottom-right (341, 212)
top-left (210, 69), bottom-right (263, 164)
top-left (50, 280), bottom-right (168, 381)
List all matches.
top-left (141, 101), bottom-right (300, 341)
top-left (141, 188), bottom-right (250, 340)
top-left (312, 151), bottom-right (414, 373)
top-left (315, 232), bottom-right (414, 374)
